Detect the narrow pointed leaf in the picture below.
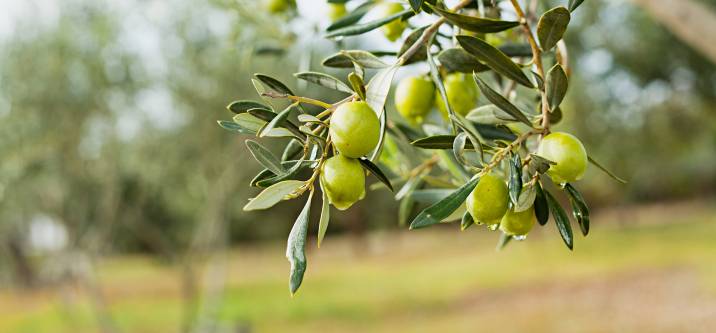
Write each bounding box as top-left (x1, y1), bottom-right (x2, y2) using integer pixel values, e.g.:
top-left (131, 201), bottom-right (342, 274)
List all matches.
top-left (322, 50), bottom-right (389, 69)
top-left (326, 1), bottom-right (374, 31)
top-left (317, 184), bottom-right (330, 247)
top-left (546, 64), bottom-right (568, 110)
top-left (534, 182), bottom-right (550, 225)
top-left (508, 153), bottom-right (523, 205)
top-left (246, 140), bottom-right (286, 175)
top-left (496, 232), bottom-right (512, 251)
top-left (294, 72), bottom-right (353, 93)
top-left (473, 74), bottom-right (533, 126)
top-left (218, 120), bottom-right (253, 134)
top-left (429, 4), bottom-right (519, 33)
top-left (537, 7), bottom-right (571, 51)
top-left (397, 26), bottom-right (428, 64)
top-left (254, 73), bottom-right (294, 95)
top-left (358, 158), bottom-right (394, 192)
top-left (545, 190), bottom-right (573, 250)
top-left (243, 180), bottom-right (304, 211)
top-left (568, 0), bottom-right (586, 12)
top-left (437, 48), bottom-right (490, 74)
top-left (515, 184), bottom-right (537, 212)
top-left (411, 135), bottom-right (477, 150)
top-left (348, 72), bottom-right (367, 100)
top-left (408, 0), bottom-right (423, 13)
top-left (457, 35), bottom-right (533, 87)
top-left (325, 8), bottom-right (414, 38)
top-left (366, 64), bottom-right (399, 115)
top-left (227, 100), bottom-right (270, 114)
top-left (564, 183), bottom-right (590, 236)
top-left (259, 104), bottom-right (298, 137)
top-left (287, 190), bottom-right (313, 295)
top-left (461, 211), bottom-right (474, 230)
top-left (588, 155), bottom-right (627, 184)
top-left (409, 177), bottom-right (479, 229)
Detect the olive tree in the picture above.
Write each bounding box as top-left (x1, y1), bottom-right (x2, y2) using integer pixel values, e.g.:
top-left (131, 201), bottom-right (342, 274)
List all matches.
top-left (220, 0), bottom-right (624, 295)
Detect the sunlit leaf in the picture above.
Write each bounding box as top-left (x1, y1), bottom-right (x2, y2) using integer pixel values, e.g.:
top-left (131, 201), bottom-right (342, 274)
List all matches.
top-left (409, 177), bottom-right (479, 229)
top-left (294, 72), bottom-right (353, 93)
top-left (429, 4), bottom-right (519, 33)
top-left (326, 1), bottom-right (374, 31)
top-left (243, 180), bottom-right (304, 211)
top-left (317, 183), bottom-right (330, 248)
top-left (286, 190), bottom-right (313, 295)
top-left (246, 140), bottom-right (286, 175)
top-left (366, 64), bottom-right (399, 116)
top-left (325, 8), bottom-right (414, 38)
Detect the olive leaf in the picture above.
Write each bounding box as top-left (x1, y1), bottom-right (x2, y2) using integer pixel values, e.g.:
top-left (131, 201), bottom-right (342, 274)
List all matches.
top-left (259, 104), bottom-right (299, 138)
top-left (294, 72), bottom-right (353, 93)
top-left (325, 8), bottom-right (414, 38)
top-left (534, 182), bottom-right (550, 225)
top-left (218, 120), bottom-right (253, 134)
top-left (537, 7), bottom-right (571, 51)
top-left (411, 135), bottom-right (478, 150)
top-left (358, 158), bottom-right (394, 192)
top-left (348, 72), bottom-right (367, 100)
top-left (466, 105), bottom-right (517, 125)
top-left (473, 124), bottom-right (517, 141)
top-left (588, 155), bottom-right (627, 184)
top-left (428, 39), bottom-right (455, 121)
top-left (322, 50), bottom-right (389, 69)
top-left (243, 180), bottom-right (305, 211)
top-left (366, 64), bottom-right (399, 116)
top-left (428, 4), bottom-right (520, 33)
top-left (227, 100), bottom-right (270, 114)
top-left (544, 189), bottom-right (573, 250)
top-left (457, 35), bottom-right (534, 88)
top-left (409, 177), bottom-right (480, 230)
top-left (255, 158), bottom-right (308, 188)
top-left (286, 189), bottom-right (313, 295)
top-left (254, 73), bottom-right (295, 96)
top-left (496, 232), bottom-right (513, 251)
top-left (246, 140), bottom-right (286, 175)
top-left (408, 0), bottom-right (423, 13)
top-left (398, 26), bottom-right (428, 64)
top-left (317, 182), bottom-right (330, 248)
top-left (326, 1), bottom-right (374, 31)
top-left (461, 211), bottom-right (474, 231)
top-left (508, 153), bottom-right (523, 205)
top-left (546, 64), bottom-right (568, 110)
top-left (249, 107), bottom-right (304, 139)
top-left (564, 183), bottom-right (590, 236)
top-left (514, 184), bottom-right (537, 213)
top-left (528, 154), bottom-right (556, 175)
top-left (282, 139), bottom-right (304, 161)
top-left (473, 74), bottom-right (533, 126)
top-left (568, 0), bottom-right (586, 12)
top-left (437, 48), bottom-right (489, 74)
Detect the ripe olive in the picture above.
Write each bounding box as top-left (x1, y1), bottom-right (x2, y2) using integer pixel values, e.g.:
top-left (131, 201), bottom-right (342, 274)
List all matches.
top-left (376, 2), bottom-right (407, 42)
top-left (394, 76), bottom-right (435, 123)
top-left (264, 0), bottom-right (295, 13)
top-left (499, 205), bottom-right (536, 236)
top-left (466, 173), bottom-right (509, 225)
top-left (328, 3), bottom-right (347, 21)
top-left (537, 132), bottom-right (588, 184)
top-left (435, 73), bottom-right (479, 118)
top-left (329, 101), bottom-right (380, 158)
top-left (320, 155), bottom-right (366, 210)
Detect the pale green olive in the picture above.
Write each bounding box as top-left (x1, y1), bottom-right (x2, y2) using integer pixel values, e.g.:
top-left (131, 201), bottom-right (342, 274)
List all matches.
top-left (321, 155), bottom-right (366, 210)
top-left (537, 132), bottom-right (588, 184)
top-left (328, 3), bottom-right (347, 21)
top-left (499, 206), bottom-right (536, 236)
top-left (394, 76), bottom-right (435, 124)
top-left (264, 0), bottom-right (295, 13)
top-left (329, 101), bottom-right (380, 158)
top-left (435, 72), bottom-right (479, 118)
top-left (376, 2), bottom-right (407, 42)
top-left (466, 173), bottom-right (509, 225)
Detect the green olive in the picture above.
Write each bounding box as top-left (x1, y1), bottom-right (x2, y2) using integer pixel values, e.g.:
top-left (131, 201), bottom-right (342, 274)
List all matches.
top-left (328, 3), bottom-right (347, 22)
top-left (394, 76), bottom-right (435, 124)
top-left (320, 155), bottom-right (366, 210)
top-left (376, 2), bottom-right (407, 42)
top-left (264, 0), bottom-right (295, 13)
top-left (499, 206), bottom-right (536, 236)
top-left (435, 72), bottom-right (479, 118)
top-left (329, 101), bottom-right (380, 158)
top-left (537, 132), bottom-right (588, 184)
top-left (466, 173), bottom-right (509, 225)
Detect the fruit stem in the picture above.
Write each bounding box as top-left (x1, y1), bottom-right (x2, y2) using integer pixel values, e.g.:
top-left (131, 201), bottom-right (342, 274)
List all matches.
top-left (508, 0), bottom-right (550, 134)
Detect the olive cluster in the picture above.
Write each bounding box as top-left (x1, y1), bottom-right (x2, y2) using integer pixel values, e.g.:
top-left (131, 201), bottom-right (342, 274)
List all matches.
top-left (395, 73), bottom-right (479, 123)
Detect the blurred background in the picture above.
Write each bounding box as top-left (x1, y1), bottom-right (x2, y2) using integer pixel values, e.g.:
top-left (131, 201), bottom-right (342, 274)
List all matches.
top-left (0, 0), bottom-right (715, 332)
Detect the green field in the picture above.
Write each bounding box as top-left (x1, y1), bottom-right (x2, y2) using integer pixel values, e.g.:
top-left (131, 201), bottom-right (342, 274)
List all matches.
top-left (2, 202), bottom-right (716, 333)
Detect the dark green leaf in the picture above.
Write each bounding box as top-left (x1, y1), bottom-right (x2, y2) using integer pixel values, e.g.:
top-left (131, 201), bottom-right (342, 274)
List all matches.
top-left (411, 135), bottom-right (477, 150)
top-left (287, 190), bottom-right (313, 295)
top-left (409, 177), bottom-right (479, 230)
top-left (218, 120), bottom-right (253, 134)
top-left (473, 74), bottom-right (533, 126)
top-left (408, 0), bottom-right (423, 13)
top-left (537, 7), bottom-right (570, 51)
top-left (397, 26), bottom-right (428, 64)
top-left (248, 108), bottom-right (304, 139)
top-left (474, 124), bottom-right (518, 141)
top-left (437, 48), bottom-right (489, 74)
top-left (546, 64), bottom-right (568, 110)
top-left (322, 50), bottom-right (389, 69)
top-left (588, 155), bottom-right (627, 184)
top-left (568, 0), bottom-right (586, 12)
top-left (429, 4), bottom-right (519, 33)
top-left (461, 211), bottom-right (474, 230)
top-left (294, 72), bottom-right (353, 93)
top-left (282, 139), bottom-right (304, 161)
top-left (529, 154), bottom-right (556, 175)
top-left (358, 158), bottom-right (394, 192)
top-left (545, 189), bottom-right (573, 250)
top-left (509, 153), bottom-right (523, 205)
top-left (564, 183), bottom-right (590, 236)
top-left (254, 73), bottom-right (294, 95)
top-left (457, 35), bottom-right (534, 87)
top-left (255, 159), bottom-right (308, 188)
top-left (499, 43), bottom-right (534, 58)
top-left (534, 182), bottom-right (550, 225)
top-left (259, 104), bottom-right (298, 137)
top-left (326, 1), bottom-right (373, 31)
top-left (246, 140), bottom-right (286, 175)
top-left (325, 8), bottom-right (414, 38)
top-left (227, 100), bottom-right (270, 114)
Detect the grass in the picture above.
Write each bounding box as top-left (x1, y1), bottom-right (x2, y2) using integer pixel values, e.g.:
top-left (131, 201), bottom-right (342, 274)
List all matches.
top-left (1, 201), bottom-right (715, 333)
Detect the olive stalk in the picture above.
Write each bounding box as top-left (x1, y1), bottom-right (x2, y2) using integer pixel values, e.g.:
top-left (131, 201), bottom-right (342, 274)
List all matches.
top-left (509, 0), bottom-right (551, 133)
